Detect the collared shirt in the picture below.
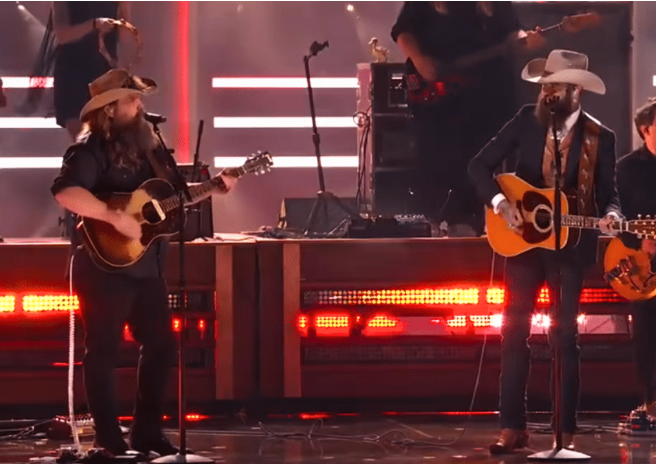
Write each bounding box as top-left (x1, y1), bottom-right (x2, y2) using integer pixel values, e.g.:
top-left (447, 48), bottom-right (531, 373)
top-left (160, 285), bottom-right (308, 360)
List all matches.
top-left (51, 132), bottom-right (169, 279)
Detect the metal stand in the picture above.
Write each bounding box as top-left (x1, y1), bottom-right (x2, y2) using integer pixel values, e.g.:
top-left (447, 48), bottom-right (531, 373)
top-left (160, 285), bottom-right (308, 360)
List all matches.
top-left (302, 41), bottom-right (357, 236)
top-left (150, 122), bottom-right (213, 464)
top-left (528, 110), bottom-right (590, 461)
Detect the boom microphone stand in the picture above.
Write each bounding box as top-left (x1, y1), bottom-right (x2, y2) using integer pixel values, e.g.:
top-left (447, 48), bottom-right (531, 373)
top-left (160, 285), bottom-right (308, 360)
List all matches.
top-left (150, 120), bottom-right (213, 463)
top-left (302, 40), bottom-right (358, 236)
top-left (528, 109), bottom-right (590, 461)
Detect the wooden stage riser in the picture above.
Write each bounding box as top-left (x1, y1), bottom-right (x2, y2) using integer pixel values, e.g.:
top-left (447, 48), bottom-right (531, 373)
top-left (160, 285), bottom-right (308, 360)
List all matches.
top-left (0, 238), bottom-right (636, 408)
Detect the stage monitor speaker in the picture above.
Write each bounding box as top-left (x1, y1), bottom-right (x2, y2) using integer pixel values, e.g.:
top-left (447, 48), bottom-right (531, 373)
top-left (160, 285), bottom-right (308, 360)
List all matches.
top-left (372, 114), bottom-right (417, 167)
top-left (278, 197), bottom-right (357, 233)
top-left (171, 162), bottom-right (213, 242)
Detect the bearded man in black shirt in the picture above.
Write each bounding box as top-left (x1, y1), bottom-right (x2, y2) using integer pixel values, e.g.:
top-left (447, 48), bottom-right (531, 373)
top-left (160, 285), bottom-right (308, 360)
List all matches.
top-left (51, 68), bottom-right (237, 457)
top-left (617, 98), bottom-right (656, 420)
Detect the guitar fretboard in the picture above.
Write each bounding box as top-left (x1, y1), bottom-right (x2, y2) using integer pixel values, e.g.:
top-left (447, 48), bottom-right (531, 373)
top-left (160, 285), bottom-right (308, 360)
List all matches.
top-left (159, 167), bottom-right (246, 213)
top-left (562, 214), bottom-right (625, 232)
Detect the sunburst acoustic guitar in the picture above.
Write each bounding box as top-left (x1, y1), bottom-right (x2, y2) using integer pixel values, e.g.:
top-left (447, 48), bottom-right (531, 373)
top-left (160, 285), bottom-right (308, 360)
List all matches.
top-left (79, 151), bottom-right (273, 271)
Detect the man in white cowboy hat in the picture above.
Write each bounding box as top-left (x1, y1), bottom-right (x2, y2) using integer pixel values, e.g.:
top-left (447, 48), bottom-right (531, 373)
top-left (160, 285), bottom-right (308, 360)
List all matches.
top-left (469, 49), bottom-right (621, 454)
top-left (51, 68), bottom-right (237, 457)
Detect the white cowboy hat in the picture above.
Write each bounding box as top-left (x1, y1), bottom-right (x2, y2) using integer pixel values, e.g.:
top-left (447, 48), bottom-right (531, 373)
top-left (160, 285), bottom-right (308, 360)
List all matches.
top-left (79, 68), bottom-right (157, 121)
top-left (521, 49), bottom-right (605, 95)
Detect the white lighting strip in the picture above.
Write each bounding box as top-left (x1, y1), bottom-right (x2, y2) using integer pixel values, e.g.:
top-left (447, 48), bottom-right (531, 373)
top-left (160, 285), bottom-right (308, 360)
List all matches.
top-left (215, 156), bottom-right (358, 168)
top-left (213, 117), bottom-right (355, 129)
top-left (1, 77), bottom-right (54, 88)
top-left (212, 77), bottom-right (358, 89)
top-left (0, 118), bottom-right (59, 129)
top-left (0, 157), bottom-right (62, 169)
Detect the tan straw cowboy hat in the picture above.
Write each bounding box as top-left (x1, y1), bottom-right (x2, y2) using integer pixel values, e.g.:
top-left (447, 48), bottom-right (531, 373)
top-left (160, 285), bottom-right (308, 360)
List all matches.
top-left (79, 68), bottom-right (157, 121)
top-left (521, 49), bottom-right (606, 95)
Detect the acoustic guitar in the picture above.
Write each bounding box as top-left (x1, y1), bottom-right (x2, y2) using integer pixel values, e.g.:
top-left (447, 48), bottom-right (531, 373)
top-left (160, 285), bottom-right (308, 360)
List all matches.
top-left (79, 151), bottom-right (273, 271)
top-left (407, 12), bottom-right (602, 105)
top-left (604, 237), bottom-right (656, 301)
top-left (485, 174), bottom-right (656, 257)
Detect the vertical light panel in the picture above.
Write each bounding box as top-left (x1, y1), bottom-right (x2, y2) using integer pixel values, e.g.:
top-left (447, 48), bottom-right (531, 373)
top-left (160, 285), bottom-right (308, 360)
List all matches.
top-left (175, 1), bottom-right (190, 163)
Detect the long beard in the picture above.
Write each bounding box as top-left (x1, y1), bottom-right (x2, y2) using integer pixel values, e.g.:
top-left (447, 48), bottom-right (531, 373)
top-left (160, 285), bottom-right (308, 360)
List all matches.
top-left (108, 111), bottom-right (159, 170)
top-left (535, 96), bottom-right (575, 132)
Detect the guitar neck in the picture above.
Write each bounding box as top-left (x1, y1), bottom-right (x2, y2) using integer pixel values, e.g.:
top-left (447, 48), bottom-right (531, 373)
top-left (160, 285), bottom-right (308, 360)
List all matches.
top-left (562, 215), bottom-right (626, 233)
top-left (160, 167), bottom-right (246, 213)
top-left (451, 22), bottom-right (562, 72)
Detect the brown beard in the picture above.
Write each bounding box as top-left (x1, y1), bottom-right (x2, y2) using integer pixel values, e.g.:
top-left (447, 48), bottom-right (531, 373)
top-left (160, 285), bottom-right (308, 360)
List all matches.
top-left (107, 110), bottom-right (160, 170)
top-left (534, 94), bottom-right (576, 132)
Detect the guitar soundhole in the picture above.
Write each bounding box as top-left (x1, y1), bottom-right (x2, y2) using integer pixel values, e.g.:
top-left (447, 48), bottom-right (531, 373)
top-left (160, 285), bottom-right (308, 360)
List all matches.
top-left (534, 207), bottom-right (552, 230)
top-left (141, 202), bottom-right (163, 224)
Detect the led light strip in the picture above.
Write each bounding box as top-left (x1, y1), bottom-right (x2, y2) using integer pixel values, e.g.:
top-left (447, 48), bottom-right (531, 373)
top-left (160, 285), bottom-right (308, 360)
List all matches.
top-left (212, 77), bottom-right (358, 89)
top-left (0, 118), bottom-right (59, 129)
top-left (0, 77), bottom-right (53, 88)
top-left (213, 117), bottom-right (355, 129)
top-left (0, 157), bottom-right (62, 169)
top-left (214, 156), bottom-right (357, 168)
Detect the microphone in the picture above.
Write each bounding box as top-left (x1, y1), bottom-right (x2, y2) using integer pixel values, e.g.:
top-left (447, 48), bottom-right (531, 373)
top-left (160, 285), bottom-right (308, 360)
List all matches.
top-left (309, 40), bottom-right (329, 56)
top-left (144, 112), bottom-right (167, 125)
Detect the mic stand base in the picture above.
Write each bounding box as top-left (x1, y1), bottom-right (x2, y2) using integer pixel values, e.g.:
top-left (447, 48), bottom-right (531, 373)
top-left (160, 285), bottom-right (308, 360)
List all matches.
top-left (303, 190), bottom-right (358, 237)
top-left (152, 453), bottom-right (214, 463)
top-left (528, 448), bottom-right (590, 461)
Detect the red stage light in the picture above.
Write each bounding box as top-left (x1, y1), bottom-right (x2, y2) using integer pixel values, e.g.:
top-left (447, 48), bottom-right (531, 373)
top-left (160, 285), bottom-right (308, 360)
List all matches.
top-left (22, 294), bottom-right (79, 313)
top-left (362, 314), bottom-right (403, 336)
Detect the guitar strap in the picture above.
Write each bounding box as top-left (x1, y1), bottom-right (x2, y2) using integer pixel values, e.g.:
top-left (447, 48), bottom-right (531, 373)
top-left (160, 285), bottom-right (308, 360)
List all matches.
top-left (575, 117), bottom-right (601, 216)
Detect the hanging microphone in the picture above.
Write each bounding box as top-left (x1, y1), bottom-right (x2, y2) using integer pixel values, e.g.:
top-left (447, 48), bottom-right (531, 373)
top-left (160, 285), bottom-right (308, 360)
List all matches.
top-left (309, 40), bottom-right (329, 56)
top-left (144, 112), bottom-right (167, 124)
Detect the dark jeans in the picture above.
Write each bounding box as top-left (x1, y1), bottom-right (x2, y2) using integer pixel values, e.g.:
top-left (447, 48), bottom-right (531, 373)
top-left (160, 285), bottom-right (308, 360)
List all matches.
top-left (631, 298), bottom-right (656, 405)
top-left (500, 249), bottom-right (584, 433)
top-left (72, 251), bottom-right (176, 443)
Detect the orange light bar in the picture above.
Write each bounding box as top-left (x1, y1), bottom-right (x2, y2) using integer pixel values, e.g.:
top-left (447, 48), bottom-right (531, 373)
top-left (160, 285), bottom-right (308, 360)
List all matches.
top-left (362, 315), bottom-right (403, 336)
top-left (185, 414), bottom-right (209, 421)
top-left (314, 313), bottom-right (350, 337)
top-left (0, 295), bottom-right (15, 313)
top-left (308, 288), bottom-right (480, 306)
top-left (296, 314), bottom-right (309, 337)
top-left (173, 318), bottom-right (182, 332)
top-left (447, 315), bottom-right (467, 327)
top-left (22, 295), bottom-right (79, 312)
top-left (307, 285), bottom-right (624, 308)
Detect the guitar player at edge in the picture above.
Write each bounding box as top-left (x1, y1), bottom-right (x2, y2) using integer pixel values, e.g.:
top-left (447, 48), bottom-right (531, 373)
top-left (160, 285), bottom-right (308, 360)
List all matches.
top-left (50, 68), bottom-right (237, 457)
top-left (468, 50), bottom-right (620, 454)
top-left (391, 1), bottom-right (544, 237)
top-left (616, 98), bottom-right (656, 422)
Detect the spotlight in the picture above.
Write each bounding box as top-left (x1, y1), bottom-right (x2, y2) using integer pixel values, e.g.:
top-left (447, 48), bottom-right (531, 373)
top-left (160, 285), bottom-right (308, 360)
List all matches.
top-left (346, 4), bottom-right (355, 12)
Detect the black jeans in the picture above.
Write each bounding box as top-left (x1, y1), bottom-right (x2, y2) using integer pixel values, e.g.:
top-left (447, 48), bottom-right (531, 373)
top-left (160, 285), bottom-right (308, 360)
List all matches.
top-left (631, 298), bottom-right (656, 405)
top-left (72, 252), bottom-right (176, 443)
top-left (500, 249), bottom-right (584, 433)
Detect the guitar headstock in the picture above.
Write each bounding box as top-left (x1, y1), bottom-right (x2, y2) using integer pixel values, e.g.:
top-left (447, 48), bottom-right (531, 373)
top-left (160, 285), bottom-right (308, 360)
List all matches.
top-left (560, 12), bottom-right (602, 33)
top-left (242, 151), bottom-right (273, 176)
top-left (628, 216), bottom-right (656, 240)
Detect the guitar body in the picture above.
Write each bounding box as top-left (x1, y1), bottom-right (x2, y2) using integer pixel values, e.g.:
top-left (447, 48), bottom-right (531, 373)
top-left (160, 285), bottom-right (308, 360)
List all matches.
top-left (486, 174), bottom-right (571, 257)
top-left (78, 178), bottom-right (184, 271)
top-left (604, 237), bottom-right (656, 301)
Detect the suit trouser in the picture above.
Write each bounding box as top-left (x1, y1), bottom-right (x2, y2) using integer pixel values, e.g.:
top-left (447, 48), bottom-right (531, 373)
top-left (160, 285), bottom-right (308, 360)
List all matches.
top-left (72, 253), bottom-right (176, 442)
top-left (632, 298), bottom-right (656, 405)
top-left (499, 248), bottom-right (584, 433)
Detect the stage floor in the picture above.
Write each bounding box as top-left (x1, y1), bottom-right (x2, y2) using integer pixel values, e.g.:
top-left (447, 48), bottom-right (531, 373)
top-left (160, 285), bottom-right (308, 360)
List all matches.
top-left (4, 413), bottom-right (650, 464)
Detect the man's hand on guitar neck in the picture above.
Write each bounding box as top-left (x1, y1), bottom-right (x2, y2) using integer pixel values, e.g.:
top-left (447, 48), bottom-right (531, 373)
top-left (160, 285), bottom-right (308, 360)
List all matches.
top-left (516, 28), bottom-right (546, 51)
top-left (497, 199), bottom-right (523, 229)
top-left (599, 213), bottom-right (619, 236)
top-left (218, 172), bottom-right (238, 193)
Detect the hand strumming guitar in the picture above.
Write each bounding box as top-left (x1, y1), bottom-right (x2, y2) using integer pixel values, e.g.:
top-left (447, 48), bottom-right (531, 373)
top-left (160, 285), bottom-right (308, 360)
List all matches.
top-left (105, 209), bottom-right (141, 241)
top-left (497, 199), bottom-right (523, 229)
top-left (518, 28), bottom-right (546, 51)
top-left (412, 55), bottom-right (440, 82)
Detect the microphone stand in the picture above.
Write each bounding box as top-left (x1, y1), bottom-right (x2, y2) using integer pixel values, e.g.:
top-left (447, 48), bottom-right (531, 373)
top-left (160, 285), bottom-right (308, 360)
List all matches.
top-left (190, 121), bottom-right (209, 241)
top-left (302, 40), bottom-right (358, 236)
top-left (528, 110), bottom-right (590, 462)
top-left (150, 122), bottom-right (213, 464)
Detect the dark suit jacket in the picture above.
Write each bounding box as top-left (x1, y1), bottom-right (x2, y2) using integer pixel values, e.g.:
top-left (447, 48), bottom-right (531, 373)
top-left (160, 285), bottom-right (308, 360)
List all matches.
top-left (468, 104), bottom-right (621, 265)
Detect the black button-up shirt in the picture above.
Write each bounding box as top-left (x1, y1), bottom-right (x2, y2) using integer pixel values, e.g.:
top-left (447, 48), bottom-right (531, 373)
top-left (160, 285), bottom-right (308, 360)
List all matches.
top-left (51, 132), bottom-right (168, 279)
